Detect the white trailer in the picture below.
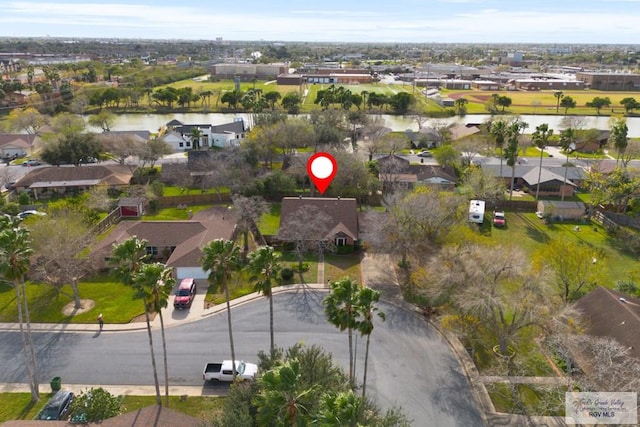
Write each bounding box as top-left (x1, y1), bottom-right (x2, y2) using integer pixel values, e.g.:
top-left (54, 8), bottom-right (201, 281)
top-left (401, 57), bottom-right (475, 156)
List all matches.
top-left (469, 200), bottom-right (485, 224)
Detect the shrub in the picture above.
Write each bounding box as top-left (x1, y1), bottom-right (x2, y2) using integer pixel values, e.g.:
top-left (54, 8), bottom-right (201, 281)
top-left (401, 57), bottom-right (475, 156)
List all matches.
top-left (18, 192), bottom-right (30, 205)
top-left (70, 387), bottom-right (121, 423)
top-left (281, 267), bottom-right (294, 281)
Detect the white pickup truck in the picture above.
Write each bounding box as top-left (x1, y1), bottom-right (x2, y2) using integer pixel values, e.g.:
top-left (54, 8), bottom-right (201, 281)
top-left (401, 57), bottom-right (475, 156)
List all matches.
top-left (202, 360), bottom-right (258, 382)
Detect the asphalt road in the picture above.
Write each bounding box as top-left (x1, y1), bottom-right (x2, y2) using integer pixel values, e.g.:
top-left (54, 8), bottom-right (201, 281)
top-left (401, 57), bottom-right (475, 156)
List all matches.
top-left (0, 289), bottom-right (483, 426)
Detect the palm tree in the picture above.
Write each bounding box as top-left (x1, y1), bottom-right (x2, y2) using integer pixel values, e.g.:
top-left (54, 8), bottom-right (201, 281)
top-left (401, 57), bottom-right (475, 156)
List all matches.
top-left (135, 263), bottom-right (174, 407)
top-left (504, 120), bottom-right (529, 200)
top-left (0, 215), bottom-right (39, 402)
top-left (190, 127), bottom-right (203, 151)
top-left (490, 120), bottom-right (508, 181)
top-left (109, 236), bottom-right (150, 286)
top-left (254, 360), bottom-right (314, 426)
top-left (201, 239), bottom-right (241, 380)
top-left (531, 123), bottom-right (554, 201)
top-left (246, 246), bottom-right (281, 356)
top-left (554, 90), bottom-right (564, 113)
top-left (559, 128), bottom-right (576, 201)
top-left (324, 277), bottom-right (360, 388)
top-left (355, 287), bottom-right (384, 400)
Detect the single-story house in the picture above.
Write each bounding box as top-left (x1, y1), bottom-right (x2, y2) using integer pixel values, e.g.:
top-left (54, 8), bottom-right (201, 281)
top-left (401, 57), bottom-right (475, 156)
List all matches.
top-left (379, 164), bottom-right (458, 192)
top-left (278, 197), bottom-right (359, 248)
top-left (96, 130), bottom-right (151, 144)
top-left (0, 134), bottom-right (36, 159)
top-left (162, 119), bottom-right (246, 151)
top-left (482, 164), bottom-right (586, 197)
top-left (92, 206), bottom-right (237, 280)
top-left (574, 286), bottom-right (640, 360)
top-left (12, 165), bottom-right (134, 199)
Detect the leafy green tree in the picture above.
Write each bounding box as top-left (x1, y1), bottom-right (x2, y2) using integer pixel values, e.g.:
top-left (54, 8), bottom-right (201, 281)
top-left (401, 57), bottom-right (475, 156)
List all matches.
top-left (533, 239), bottom-right (603, 304)
top-left (432, 144), bottom-right (460, 167)
top-left (202, 239), bottom-right (241, 380)
top-left (620, 97), bottom-right (640, 114)
top-left (496, 95), bottom-right (512, 112)
top-left (88, 109), bottom-right (116, 132)
top-left (221, 90), bottom-right (243, 111)
top-left (0, 215), bottom-right (39, 402)
top-left (264, 91), bottom-right (282, 110)
top-left (6, 107), bottom-right (48, 135)
top-left (190, 127), bottom-right (203, 151)
top-left (324, 278), bottom-right (360, 387)
top-left (246, 246), bottom-right (281, 356)
top-left (354, 287), bottom-right (384, 399)
top-left (531, 123), bottom-right (553, 200)
top-left (560, 96), bottom-right (577, 115)
top-left (281, 91), bottom-right (302, 114)
top-left (553, 90), bottom-right (564, 113)
top-left (70, 387), bottom-right (121, 423)
top-left (389, 92), bottom-right (413, 115)
top-left (586, 96), bottom-right (611, 115)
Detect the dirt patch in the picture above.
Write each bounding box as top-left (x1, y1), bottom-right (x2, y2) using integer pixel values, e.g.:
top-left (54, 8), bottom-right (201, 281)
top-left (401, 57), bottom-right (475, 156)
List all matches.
top-left (62, 299), bottom-right (95, 316)
top-left (130, 312), bottom-right (157, 323)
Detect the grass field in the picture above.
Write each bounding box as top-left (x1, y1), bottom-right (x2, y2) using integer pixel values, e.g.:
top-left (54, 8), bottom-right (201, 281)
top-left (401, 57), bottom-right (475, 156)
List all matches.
top-left (0, 392), bottom-right (223, 423)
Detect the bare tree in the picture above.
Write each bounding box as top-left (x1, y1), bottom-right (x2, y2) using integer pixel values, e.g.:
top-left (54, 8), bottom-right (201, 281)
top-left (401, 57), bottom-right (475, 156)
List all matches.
top-left (376, 189), bottom-right (465, 266)
top-left (98, 133), bottom-right (145, 165)
top-left (278, 205), bottom-right (333, 277)
top-left (420, 244), bottom-right (550, 355)
top-left (459, 167), bottom-right (505, 206)
top-left (29, 209), bottom-right (96, 309)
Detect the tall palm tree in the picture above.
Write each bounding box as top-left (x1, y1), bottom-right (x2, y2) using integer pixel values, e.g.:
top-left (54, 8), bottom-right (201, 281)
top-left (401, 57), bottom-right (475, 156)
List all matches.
top-left (531, 123), bottom-right (554, 201)
top-left (554, 90), bottom-right (564, 113)
top-left (559, 128), bottom-right (576, 202)
top-left (323, 277), bottom-right (360, 388)
top-left (490, 120), bottom-right (508, 181)
top-left (201, 239), bottom-right (241, 380)
top-left (133, 263), bottom-right (174, 407)
top-left (503, 120), bottom-right (529, 200)
top-left (0, 215), bottom-right (39, 402)
top-left (355, 287), bottom-right (384, 400)
top-left (246, 246), bottom-right (281, 356)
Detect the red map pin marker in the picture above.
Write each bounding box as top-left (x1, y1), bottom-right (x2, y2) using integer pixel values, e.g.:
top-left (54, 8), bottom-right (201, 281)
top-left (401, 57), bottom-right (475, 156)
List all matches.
top-left (307, 152), bottom-right (337, 195)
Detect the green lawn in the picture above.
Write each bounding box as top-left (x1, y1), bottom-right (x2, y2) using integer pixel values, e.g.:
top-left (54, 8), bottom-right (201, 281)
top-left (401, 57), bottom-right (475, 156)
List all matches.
top-left (324, 253), bottom-right (362, 284)
top-left (258, 203), bottom-right (281, 236)
top-left (0, 393), bottom-right (223, 424)
top-left (0, 275), bottom-right (144, 324)
top-left (143, 203), bottom-right (218, 221)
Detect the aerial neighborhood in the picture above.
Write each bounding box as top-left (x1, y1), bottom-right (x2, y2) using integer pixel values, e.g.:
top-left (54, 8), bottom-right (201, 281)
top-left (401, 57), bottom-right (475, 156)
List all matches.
top-left (2, 37), bottom-right (640, 426)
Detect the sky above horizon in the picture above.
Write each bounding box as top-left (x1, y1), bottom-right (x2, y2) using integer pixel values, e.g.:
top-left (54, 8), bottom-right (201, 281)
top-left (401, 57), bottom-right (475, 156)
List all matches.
top-left (3, 0), bottom-right (640, 44)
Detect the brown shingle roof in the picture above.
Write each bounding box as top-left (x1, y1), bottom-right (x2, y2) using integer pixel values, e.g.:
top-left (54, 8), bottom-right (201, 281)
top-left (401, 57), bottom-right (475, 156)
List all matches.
top-left (574, 286), bottom-right (640, 359)
top-left (15, 165), bottom-right (133, 188)
top-left (278, 197), bottom-right (358, 241)
top-left (0, 133), bottom-right (35, 148)
top-left (91, 207), bottom-right (237, 269)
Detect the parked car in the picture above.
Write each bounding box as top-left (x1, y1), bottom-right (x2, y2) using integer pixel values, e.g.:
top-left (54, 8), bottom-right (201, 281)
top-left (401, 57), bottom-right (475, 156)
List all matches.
top-left (203, 360), bottom-right (258, 382)
top-left (417, 150), bottom-right (433, 157)
top-left (493, 211), bottom-right (506, 227)
top-left (22, 159), bottom-right (41, 166)
top-left (18, 210), bottom-right (47, 219)
top-left (35, 390), bottom-right (75, 421)
top-left (173, 278), bottom-right (197, 309)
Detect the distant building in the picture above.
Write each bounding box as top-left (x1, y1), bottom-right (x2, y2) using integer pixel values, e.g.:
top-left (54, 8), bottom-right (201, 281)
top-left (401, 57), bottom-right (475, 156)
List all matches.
top-left (162, 119), bottom-right (246, 151)
top-left (210, 63), bottom-right (288, 80)
top-left (576, 72), bottom-right (640, 91)
top-left (512, 79), bottom-right (583, 91)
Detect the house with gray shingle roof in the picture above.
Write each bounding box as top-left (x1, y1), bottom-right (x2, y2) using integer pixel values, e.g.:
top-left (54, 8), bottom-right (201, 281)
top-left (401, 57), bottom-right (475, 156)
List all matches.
top-left (482, 164), bottom-right (585, 197)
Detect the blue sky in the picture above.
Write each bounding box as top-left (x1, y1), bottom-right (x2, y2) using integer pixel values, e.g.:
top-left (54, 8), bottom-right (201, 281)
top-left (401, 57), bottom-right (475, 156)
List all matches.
top-left (2, 0), bottom-right (640, 43)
